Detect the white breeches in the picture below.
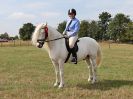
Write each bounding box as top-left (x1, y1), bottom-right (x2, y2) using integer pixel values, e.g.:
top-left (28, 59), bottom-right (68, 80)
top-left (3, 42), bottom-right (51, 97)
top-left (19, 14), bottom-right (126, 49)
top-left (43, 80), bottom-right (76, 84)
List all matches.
top-left (69, 36), bottom-right (78, 48)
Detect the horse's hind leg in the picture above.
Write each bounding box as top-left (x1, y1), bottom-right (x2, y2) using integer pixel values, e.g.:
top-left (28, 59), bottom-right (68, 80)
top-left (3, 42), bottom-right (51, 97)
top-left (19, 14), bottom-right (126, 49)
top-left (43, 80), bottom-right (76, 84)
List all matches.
top-left (85, 57), bottom-right (93, 83)
top-left (90, 58), bottom-right (97, 84)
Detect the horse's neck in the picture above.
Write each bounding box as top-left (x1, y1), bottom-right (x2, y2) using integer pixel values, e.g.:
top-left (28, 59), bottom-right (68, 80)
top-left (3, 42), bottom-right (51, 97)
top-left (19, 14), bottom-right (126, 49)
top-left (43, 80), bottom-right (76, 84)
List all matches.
top-left (45, 26), bottom-right (63, 51)
top-left (48, 27), bottom-right (62, 40)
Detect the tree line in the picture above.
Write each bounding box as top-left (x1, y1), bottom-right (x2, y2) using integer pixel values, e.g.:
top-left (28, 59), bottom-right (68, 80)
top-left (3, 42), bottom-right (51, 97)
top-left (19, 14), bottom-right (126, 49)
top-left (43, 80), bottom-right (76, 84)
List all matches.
top-left (1, 12), bottom-right (133, 43)
top-left (0, 32), bottom-right (18, 40)
top-left (0, 23), bottom-right (35, 41)
top-left (58, 12), bottom-right (133, 42)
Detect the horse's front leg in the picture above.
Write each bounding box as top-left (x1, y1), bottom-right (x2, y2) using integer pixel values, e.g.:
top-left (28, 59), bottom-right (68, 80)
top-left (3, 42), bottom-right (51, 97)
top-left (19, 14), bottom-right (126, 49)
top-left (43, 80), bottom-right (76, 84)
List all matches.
top-left (52, 60), bottom-right (60, 87)
top-left (58, 60), bottom-right (64, 88)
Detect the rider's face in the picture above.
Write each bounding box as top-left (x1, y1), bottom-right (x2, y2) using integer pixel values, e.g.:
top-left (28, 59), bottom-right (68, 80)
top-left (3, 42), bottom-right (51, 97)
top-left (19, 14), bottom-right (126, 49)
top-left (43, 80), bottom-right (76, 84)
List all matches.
top-left (68, 13), bottom-right (75, 19)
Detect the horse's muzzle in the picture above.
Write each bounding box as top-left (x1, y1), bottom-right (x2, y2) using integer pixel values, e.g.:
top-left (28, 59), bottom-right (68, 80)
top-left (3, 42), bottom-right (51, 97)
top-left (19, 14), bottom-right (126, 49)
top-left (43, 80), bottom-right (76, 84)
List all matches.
top-left (37, 39), bottom-right (45, 48)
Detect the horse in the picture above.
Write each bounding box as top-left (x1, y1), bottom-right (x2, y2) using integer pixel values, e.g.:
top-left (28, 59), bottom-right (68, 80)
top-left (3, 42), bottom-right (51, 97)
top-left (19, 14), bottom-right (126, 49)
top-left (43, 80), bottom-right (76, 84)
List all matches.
top-left (32, 23), bottom-right (102, 88)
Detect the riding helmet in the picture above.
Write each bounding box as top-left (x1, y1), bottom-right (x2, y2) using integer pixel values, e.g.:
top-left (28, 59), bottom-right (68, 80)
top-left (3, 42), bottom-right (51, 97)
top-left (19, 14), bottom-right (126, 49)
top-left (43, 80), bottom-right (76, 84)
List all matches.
top-left (68, 8), bottom-right (76, 15)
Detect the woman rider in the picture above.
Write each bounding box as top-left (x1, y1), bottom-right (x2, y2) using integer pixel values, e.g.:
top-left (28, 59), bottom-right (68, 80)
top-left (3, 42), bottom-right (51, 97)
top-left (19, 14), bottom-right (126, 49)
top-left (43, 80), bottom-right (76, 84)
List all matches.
top-left (63, 8), bottom-right (80, 64)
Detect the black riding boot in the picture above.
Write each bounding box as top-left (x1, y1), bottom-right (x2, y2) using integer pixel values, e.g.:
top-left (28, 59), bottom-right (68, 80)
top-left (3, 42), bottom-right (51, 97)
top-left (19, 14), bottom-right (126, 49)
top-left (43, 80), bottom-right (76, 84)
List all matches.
top-left (71, 47), bottom-right (77, 64)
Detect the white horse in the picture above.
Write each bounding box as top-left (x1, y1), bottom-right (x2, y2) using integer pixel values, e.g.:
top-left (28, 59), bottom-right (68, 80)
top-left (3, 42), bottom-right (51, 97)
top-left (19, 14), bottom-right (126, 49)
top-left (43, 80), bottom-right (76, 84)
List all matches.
top-left (32, 23), bottom-right (102, 88)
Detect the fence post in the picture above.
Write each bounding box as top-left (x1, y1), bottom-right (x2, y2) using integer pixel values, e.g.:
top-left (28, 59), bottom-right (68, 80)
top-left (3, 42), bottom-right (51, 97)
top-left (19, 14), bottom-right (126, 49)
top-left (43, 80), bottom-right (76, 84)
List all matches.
top-left (13, 40), bottom-right (15, 47)
top-left (19, 40), bottom-right (21, 46)
top-left (109, 42), bottom-right (111, 48)
top-left (0, 42), bottom-right (2, 47)
top-left (28, 40), bottom-right (31, 46)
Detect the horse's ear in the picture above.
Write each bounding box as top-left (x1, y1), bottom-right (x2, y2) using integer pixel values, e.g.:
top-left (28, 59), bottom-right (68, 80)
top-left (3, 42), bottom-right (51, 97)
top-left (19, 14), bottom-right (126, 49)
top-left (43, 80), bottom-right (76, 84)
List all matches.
top-left (45, 22), bottom-right (48, 27)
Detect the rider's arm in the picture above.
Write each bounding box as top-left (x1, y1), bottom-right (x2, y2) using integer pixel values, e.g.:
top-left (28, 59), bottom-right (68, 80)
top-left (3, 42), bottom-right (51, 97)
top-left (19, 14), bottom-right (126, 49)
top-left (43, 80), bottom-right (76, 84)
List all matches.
top-left (63, 29), bottom-right (67, 35)
top-left (63, 24), bottom-right (67, 35)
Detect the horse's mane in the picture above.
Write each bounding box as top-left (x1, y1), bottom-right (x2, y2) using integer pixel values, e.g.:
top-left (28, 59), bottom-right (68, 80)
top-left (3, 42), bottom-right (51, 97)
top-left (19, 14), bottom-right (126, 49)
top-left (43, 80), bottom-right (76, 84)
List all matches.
top-left (32, 23), bottom-right (43, 46)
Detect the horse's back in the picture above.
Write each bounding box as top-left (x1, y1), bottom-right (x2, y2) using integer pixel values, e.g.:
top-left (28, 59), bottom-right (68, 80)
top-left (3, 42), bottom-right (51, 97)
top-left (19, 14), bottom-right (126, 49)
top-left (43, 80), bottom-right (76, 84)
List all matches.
top-left (77, 37), bottom-right (100, 60)
top-left (78, 37), bottom-right (99, 48)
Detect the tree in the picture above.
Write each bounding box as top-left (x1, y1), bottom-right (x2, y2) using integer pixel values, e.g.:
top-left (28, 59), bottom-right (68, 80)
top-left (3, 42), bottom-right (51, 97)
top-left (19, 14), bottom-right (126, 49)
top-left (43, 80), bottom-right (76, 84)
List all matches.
top-left (98, 12), bottom-right (111, 40)
top-left (123, 22), bottom-right (133, 42)
top-left (108, 13), bottom-right (131, 41)
top-left (14, 35), bottom-right (19, 40)
top-left (9, 35), bottom-right (19, 40)
top-left (79, 20), bottom-right (89, 37)
top-left (57, 21), bottom-right (66, 33)
top-left (0, 32), bottom-right (9, 39)
top-left (19, 23), bottom-right (35, 40)
top-left (88, 21), bottom-right (100, 40)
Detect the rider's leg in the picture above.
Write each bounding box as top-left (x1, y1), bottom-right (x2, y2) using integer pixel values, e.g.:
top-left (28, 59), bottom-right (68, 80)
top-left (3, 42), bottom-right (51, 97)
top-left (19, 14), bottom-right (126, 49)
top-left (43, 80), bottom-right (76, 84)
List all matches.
top-left (69, 36), bottom-right (78, 64)
top-left (71, 47), bottom-right (77, 64)
top-left (69, 36), bottom-right (78, 48)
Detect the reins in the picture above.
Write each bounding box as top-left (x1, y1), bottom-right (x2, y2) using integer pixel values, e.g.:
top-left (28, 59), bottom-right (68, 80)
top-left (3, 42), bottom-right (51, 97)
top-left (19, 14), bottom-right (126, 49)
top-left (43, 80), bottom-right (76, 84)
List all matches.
top-left (45, 36), bottom-right (65, 42)
top-left (37, 36), bottom-right (66, 43)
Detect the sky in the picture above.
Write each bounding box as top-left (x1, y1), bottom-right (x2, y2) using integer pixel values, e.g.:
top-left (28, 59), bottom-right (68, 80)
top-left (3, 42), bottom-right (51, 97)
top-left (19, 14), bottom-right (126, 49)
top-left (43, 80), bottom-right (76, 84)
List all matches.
top-left (0, 0), bottom-right (133, 36)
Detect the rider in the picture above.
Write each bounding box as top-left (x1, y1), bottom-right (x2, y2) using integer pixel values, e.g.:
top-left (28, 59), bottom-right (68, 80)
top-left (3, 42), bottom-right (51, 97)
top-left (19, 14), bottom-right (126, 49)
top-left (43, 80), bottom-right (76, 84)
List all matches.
top-left (63, 8), bottom-right (80, 64)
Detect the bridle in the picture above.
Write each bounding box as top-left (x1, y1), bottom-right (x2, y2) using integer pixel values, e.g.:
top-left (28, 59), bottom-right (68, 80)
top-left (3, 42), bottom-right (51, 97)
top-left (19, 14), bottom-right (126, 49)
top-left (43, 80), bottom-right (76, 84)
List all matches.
top-left (37, 26), bottom-right (65, 48)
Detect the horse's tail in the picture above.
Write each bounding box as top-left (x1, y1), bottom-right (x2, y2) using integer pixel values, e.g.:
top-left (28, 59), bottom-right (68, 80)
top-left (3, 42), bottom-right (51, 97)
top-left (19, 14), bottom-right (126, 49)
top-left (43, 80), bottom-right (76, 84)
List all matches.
top-left (96, 45), bottom-right (102, 66)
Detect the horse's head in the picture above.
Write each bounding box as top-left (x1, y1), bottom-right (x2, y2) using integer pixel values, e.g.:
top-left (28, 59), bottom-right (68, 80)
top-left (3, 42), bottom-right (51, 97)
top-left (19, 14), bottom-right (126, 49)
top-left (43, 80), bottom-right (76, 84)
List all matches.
top-left (32, 23), bottom-right (48, 48)
top-left (32, 23), bottom-right (62, 49)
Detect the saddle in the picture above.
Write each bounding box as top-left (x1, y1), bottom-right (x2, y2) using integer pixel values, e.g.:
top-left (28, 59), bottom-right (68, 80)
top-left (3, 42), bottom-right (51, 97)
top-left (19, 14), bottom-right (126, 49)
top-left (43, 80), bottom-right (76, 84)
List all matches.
top-left (65, 38), bottom-right (79, 63)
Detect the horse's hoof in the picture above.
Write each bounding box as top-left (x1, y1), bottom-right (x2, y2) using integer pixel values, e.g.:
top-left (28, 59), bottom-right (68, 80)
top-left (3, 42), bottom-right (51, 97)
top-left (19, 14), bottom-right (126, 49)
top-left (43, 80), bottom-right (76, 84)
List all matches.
top-left (91, 79), bottom-right (97, 84)
top-left (88, 77), bottom-right (93, 82)
top-left (54, 82), bottom-right (60, 87)
top-left (58, 84), bottom-right (64, 89)
top-left (91, 81), bottom-right (95, 84)
top-left (88, 79), bottom-right (92, 83)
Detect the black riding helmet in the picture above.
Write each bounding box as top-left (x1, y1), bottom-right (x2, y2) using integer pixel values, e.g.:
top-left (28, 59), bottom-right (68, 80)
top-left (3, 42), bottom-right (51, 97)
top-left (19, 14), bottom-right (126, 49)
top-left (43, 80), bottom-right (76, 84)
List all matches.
top-left (68, 8), bottom-right (76, 15)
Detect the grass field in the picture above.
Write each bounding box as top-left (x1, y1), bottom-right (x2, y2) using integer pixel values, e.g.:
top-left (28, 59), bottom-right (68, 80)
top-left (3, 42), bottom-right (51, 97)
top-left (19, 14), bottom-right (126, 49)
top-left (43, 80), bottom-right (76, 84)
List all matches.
top-left (0, 43), bottom-right (133, 99)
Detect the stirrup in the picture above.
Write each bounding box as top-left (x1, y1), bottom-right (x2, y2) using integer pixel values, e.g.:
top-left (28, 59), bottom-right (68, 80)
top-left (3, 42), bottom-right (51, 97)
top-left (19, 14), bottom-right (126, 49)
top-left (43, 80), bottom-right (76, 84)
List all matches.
top-left (71, 57), bottom-right (77, 64)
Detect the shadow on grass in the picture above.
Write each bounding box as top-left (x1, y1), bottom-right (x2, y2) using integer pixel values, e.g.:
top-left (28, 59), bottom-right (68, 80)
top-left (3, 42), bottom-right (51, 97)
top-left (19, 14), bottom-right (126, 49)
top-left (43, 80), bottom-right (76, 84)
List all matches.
top-left (76, 79), bottom-right (133, 91)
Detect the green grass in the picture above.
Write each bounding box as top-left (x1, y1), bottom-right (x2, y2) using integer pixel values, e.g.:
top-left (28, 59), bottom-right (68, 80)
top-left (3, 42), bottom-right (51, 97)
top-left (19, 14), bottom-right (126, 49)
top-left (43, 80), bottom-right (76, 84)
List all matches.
top-left (0, 43), bottom-right (133, 99)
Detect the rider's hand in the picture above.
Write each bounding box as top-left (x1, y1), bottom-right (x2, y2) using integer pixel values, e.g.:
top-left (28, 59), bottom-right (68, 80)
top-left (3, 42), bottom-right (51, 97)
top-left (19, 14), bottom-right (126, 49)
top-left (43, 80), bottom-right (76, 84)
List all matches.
top-left (64, 34), bottom-right (69, 38)
top-left (63, 31), bottom-right (66, 35)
